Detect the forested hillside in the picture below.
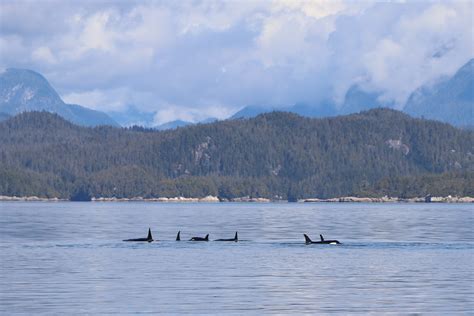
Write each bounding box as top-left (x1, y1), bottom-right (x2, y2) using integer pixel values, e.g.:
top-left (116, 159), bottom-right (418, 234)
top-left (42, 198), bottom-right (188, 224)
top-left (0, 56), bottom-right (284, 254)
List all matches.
top-left (0, 109), bottom-right (472, 200)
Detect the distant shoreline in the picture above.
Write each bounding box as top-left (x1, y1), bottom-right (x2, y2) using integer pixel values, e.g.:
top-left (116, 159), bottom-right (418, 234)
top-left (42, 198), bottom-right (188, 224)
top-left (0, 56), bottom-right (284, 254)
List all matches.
top-left (0, 195), bottom-right (472, 203)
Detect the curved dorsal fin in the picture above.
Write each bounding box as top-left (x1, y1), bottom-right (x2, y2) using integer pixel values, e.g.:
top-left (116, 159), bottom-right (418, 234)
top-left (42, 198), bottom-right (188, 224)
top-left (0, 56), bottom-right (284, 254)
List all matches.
top-left (320, 234), bottom-right (324, 241)
top-left (147, 228), bottom-right (153, 240)
top-left (205, 234), bottom-right (209, 241)
top-left (304, 234), bottom-right (312, 243)
top-left (176, 231), bottom-right (181, 241)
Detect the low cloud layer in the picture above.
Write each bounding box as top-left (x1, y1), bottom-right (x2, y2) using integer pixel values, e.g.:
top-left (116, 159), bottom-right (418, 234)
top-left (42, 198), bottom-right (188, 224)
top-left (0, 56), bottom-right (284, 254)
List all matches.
top-left (1, 0), bottom-right (472, 123)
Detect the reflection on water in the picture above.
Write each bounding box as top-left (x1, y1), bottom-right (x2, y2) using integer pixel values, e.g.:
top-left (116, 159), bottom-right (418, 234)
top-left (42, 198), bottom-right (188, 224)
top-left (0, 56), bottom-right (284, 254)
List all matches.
top-left (0, 202), bottom-right (473, 314)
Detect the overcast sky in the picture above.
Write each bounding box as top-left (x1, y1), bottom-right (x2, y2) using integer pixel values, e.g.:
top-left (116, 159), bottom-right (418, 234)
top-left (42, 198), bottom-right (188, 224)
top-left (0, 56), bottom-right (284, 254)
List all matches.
top-left (1, 0), bottom-right (472, 124)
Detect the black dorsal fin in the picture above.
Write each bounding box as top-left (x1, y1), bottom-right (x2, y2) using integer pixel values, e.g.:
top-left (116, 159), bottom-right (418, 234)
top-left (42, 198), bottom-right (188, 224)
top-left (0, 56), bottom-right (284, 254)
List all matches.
top-left (147, 228), bottom-right (153, 241)
top-left (234, 231), bottom-right (238, 241)
top-left (176, 231), bottom-right (181, 241)
top-left (320, 234), bottom-right (324, 241)
top-left (205, 234), bottom-right (209, 241)
top-left (304, 234), bottom-right (312, 243)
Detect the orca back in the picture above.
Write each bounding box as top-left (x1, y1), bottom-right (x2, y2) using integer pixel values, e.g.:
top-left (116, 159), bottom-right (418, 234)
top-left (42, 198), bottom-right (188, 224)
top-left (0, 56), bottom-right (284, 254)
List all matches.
top-left (123, 228), bottom-right (153, 242)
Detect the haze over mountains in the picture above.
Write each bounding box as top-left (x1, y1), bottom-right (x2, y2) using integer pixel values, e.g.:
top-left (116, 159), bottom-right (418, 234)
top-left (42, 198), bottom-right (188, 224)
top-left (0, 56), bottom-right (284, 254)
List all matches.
top-left (1, 58), bottom-right (472, 129)
top-left (232, 59), bottom-right (473, 127)
top-left (107, 105), bottom-right (155, 127)
top-left (404, 59), bottom-right (473, 128)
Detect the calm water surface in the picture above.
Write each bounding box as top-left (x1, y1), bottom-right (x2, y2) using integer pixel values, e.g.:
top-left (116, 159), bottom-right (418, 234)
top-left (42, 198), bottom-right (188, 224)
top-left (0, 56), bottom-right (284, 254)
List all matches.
top-left (0, 202), bottom-right (473, 314)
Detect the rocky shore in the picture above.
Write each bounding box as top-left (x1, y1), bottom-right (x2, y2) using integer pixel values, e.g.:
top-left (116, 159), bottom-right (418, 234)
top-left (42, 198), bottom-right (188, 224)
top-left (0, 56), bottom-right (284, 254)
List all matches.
top-left (0, 195), bottom-right (472, 203)
top-left (92, 195), bottom-right (221, 202)
top-left (301, 196), bottom-right (474, 203)
top-left (91, 196), bottom-right (272, 202)
top-left (0, 195), bottom-right (66, 202)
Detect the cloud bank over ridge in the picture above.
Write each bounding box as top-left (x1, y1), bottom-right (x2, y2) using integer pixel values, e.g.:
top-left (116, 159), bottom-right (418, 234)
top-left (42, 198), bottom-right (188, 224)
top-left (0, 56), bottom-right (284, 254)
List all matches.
top-left (1, 0), bottom-right (472, 124)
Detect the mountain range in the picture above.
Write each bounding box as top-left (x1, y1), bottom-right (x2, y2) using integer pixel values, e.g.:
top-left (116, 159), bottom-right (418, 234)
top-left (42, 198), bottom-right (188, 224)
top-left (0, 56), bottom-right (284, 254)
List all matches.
top-left (232, 59), bottom-right (473, 127)
top-left (1, 58), bottom-right (472, 129)
top-left (0, 68), bottom-right (118, 127)
top-left (0, 109), bottom-right (472, 199)
top-left (107, 105), bottom-right (156, 127)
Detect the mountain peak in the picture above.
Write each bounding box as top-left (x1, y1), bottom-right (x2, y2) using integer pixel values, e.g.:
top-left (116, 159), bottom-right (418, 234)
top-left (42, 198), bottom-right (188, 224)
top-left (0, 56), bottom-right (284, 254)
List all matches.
top-left (0, 68), bottom-right (63, 113)
top-left (404, 58), bottom-right (473, 128)
top-left (5, 68), bottom-right (46, 77)
top-left (0, 68), bottom-right (119, 127)
top-left (454, 58), bottom-right (474, 79)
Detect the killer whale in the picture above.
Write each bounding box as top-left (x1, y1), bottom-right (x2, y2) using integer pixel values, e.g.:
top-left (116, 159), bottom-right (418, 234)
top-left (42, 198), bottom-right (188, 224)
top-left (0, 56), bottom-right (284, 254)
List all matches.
top-left (189, 234), bottom-right (209, 241)
top-left (176, 231), bottom-right (181, 241)
top-left (215, 232), bottom-right (238, 242)
top-left (304, 234), bottom-right (340, 244)
top-left (123, 228), bottom-right (153, 242)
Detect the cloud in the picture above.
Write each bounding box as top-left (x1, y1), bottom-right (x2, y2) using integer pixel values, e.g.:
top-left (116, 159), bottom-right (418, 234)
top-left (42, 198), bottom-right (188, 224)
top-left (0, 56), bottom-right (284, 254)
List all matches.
top-left (62, 87), bottom-right (159, 113)
top-left (62, 89), bottom-right (124, 111)
top-left (32, 46), bottom-right (57, 64)
top-left (153, 103), bottom-right (237, 125)
top-left (1, 0), bottom-right (472, 121)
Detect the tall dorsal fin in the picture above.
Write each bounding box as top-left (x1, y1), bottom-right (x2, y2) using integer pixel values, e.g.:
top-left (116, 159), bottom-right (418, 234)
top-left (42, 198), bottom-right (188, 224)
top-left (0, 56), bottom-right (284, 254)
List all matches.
top-left (205, 234), bottom-right (209, 241)
top-left (320, 234), bottom-right (324, 241)
top-left (304, 234), bottom-right (312, 243)
top-left (234, 231), bottom-right (238, 241)
top-left (147, 228), bottom-right (153, 241)
top-left (176, 231), bottom-right (181, 241)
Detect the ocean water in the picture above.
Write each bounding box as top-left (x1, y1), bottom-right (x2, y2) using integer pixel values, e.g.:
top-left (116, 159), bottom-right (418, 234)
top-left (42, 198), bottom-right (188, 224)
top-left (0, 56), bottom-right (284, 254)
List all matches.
top-left (0, 202), bottom-right (473, 314)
